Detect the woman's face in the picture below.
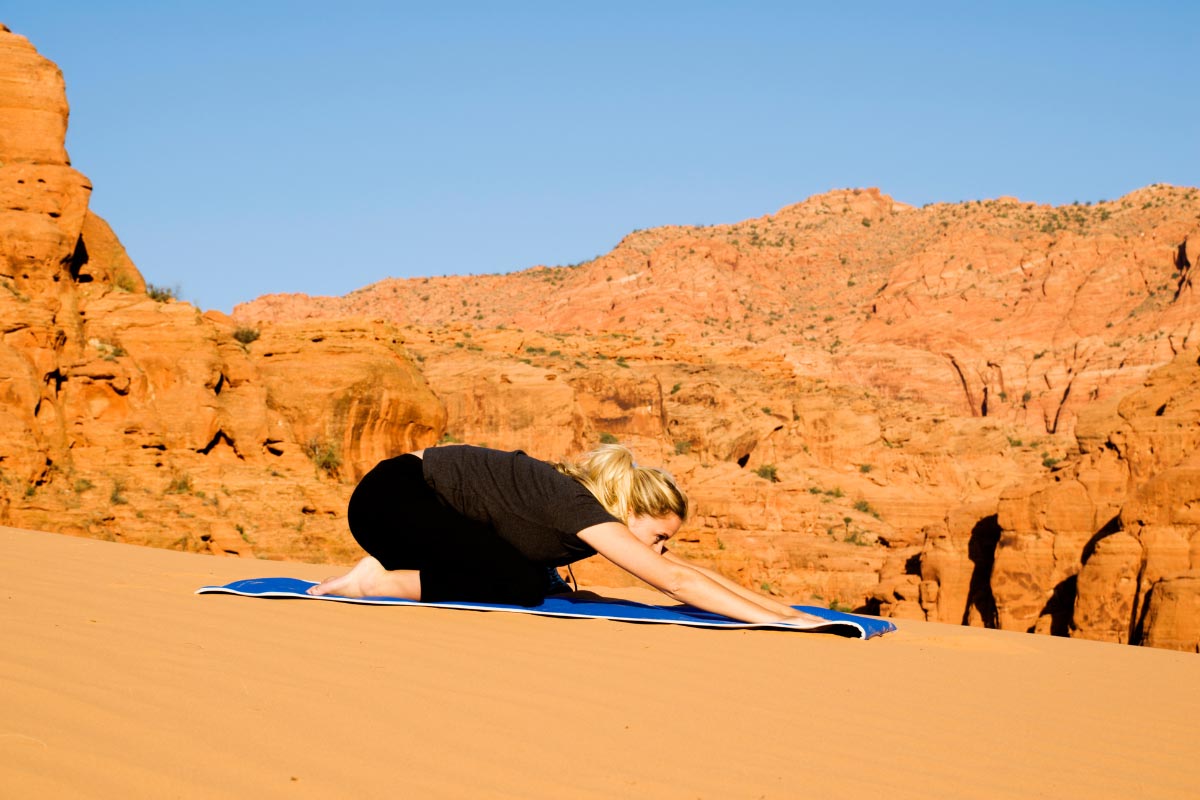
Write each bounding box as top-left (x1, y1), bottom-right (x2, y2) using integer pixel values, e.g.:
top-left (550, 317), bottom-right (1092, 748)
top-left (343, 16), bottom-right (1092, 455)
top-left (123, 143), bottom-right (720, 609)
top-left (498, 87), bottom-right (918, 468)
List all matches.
top-left (627, 514), bottom-right (683, 554)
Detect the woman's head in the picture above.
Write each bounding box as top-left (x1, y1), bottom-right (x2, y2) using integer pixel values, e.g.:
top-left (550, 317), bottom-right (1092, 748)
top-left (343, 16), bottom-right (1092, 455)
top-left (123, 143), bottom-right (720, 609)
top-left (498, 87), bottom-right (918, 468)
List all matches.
top-left (556, 444), bottom-right (688, 525)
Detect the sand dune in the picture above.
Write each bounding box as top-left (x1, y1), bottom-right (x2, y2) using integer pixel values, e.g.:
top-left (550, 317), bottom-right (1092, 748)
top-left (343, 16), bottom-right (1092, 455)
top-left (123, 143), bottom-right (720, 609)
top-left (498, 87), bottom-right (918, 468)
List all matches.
top-left (2, 526), bottom-right (1197, 799)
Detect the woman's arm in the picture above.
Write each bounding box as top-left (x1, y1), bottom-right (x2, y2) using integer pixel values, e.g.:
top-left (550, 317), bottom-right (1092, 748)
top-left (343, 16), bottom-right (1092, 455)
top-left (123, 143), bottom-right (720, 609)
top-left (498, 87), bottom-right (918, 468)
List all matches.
top-left (577, 522), bottom-right (820, 624)
top-left (662, 550), bottom-right (803, 619)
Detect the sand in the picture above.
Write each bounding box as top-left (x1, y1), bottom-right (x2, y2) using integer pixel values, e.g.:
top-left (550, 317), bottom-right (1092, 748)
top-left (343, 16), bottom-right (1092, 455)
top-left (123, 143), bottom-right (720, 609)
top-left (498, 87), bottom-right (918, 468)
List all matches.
top-left (2, 526), bottom-right (1198, 799)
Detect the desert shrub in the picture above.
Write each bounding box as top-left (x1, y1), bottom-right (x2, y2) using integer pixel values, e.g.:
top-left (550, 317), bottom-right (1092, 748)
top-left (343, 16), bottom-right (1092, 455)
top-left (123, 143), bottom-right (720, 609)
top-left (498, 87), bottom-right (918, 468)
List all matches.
top-left (754, 464), bottom-right (779, 482)
top-left (674, 440), bottom-right (692, 456)
top-left (96, 339), bottom-right (126, 361)
top-left (599, 432), bottom-right (619, 444)
top-left (233, 326), bottom-right (260, 345)
top-left (844, 530), bottom-right (871, 546)
top-left (853, 499), bottom-right (881, 519)
top-left (146, 283), bottom-right (177, 302)
top-left (303, 439), bottom-right (342, 475)
top-left (165, 474), bottom-right (193, 494)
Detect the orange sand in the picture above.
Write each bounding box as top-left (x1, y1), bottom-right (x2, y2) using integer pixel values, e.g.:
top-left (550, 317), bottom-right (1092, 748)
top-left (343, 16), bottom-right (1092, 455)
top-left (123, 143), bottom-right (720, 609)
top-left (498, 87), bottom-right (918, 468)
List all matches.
top-left (2, 525), bottom-right (1197, 799)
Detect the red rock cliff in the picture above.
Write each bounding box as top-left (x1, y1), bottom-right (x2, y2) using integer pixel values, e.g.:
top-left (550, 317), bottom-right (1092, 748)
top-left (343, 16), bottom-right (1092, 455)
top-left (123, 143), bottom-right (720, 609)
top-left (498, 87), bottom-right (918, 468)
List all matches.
top-left (0, 24), bottom-right (445, 561)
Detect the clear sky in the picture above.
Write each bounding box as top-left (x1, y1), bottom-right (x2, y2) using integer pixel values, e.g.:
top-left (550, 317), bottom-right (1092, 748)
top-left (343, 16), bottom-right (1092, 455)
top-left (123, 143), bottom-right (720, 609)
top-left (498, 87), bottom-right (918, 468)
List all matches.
top-left (5, 1), bottom-right (1198, 312)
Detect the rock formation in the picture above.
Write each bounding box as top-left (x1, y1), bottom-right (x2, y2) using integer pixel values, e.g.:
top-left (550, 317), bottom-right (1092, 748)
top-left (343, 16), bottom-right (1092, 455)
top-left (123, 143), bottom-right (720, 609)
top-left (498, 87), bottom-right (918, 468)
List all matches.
top-left (242, 186), bottom-right (1200, 440)
top-left (0, 24), bottom-right (444, 561)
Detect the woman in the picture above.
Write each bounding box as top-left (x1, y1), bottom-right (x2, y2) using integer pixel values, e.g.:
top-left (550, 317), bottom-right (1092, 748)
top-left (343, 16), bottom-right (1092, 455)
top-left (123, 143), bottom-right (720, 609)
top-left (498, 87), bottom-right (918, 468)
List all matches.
top-left (310, 443), bottom-right (822, 625)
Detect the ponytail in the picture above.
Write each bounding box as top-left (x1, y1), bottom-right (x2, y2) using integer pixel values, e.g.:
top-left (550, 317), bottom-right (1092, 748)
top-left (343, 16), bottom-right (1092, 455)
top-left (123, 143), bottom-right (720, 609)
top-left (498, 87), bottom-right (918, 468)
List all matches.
top-left (555, 444), bottom-right (688, 522)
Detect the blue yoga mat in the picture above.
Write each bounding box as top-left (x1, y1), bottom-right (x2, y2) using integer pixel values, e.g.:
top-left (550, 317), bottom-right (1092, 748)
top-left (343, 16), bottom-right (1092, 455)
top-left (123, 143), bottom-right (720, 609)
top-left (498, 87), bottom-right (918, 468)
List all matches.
top-left (196, 577), bottom-right (896, 639)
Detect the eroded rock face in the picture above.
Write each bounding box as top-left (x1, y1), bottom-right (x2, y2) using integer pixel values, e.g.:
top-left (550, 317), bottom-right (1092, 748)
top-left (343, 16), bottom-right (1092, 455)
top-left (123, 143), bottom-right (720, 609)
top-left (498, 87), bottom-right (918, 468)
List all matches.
top-left (1141, 573), bottom-right (1200, 652)
top-left (0, 24), bottom-right (69, 164)
top-left (0, 24), bottom-right (444, 561)
top-left (240, 188), bottom-right (1200, 442)
top-left (985, 347), bottom-right (1200, 648)
top-left (1072, 532), bottom-right (1141, 644)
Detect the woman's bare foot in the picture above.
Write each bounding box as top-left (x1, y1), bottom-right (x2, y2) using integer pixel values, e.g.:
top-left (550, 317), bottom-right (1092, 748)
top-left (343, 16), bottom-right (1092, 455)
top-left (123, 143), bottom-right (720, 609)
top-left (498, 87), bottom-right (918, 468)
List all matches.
top-left (306, 556), bottom-right (421, 599)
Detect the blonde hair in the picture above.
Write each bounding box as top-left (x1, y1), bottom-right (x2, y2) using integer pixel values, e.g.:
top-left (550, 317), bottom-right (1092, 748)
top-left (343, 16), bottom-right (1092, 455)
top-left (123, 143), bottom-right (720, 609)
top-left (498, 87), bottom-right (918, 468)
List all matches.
top-left (555, 444), bottom-right (688, 523)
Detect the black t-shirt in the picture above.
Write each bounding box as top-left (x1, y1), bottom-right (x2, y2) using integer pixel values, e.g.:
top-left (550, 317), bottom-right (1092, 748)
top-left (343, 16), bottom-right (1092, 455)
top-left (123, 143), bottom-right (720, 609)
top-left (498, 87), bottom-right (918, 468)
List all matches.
top-left (421, 445), bottom-right (617, 566)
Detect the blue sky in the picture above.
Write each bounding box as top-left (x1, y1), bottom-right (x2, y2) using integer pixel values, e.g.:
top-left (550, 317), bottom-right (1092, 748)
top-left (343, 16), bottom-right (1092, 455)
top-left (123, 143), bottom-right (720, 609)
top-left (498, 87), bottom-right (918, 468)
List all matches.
top-left (6, 2), bottom-right (1198, 312)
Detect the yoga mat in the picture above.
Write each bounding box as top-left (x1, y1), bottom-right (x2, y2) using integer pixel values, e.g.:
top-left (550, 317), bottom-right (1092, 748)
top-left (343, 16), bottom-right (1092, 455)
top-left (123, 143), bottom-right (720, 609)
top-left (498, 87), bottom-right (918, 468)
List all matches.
top-left (197, 577), bottom-right (896, 639)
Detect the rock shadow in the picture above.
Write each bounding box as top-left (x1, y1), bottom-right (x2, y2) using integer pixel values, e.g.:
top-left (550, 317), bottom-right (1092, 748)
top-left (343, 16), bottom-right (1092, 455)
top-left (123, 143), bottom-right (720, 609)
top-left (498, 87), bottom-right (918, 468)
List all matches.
top-left (1037, 575), bottom-right (1078, 636)
top-left (962, 514), bottom-right (1000, 628)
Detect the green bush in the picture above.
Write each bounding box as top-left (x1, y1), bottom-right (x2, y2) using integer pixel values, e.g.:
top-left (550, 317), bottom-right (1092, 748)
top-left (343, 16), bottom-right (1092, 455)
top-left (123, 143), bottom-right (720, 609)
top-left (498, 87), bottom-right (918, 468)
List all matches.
top-left (754, 464), bottom-right (779, 482)
top-left (303, 439), bottom-right (342, 476)
top-left (599, 432), bottom-right (619, 445)
top-left (233, 326), bottom-right (261, 345)
top-left (146, 283), bottom-right (177, 302)
top-left (853, 499), bottom-right (881, 519)
top-left (165, 474), bottom-right (193, 494)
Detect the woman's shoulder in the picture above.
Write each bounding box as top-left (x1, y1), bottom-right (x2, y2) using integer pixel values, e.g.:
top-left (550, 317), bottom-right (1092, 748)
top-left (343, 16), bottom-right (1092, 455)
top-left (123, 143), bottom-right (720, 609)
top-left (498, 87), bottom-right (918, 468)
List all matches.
top-left (423, 444), bottom-right (523, 459)
top-left (422, 444), bottom-right (542, 472)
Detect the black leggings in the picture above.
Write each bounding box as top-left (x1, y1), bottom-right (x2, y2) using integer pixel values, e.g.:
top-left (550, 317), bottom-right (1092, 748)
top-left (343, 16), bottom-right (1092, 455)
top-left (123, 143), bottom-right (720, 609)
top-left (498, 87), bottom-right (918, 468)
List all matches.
top-left (347, 454), bottom-right (549, 606)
